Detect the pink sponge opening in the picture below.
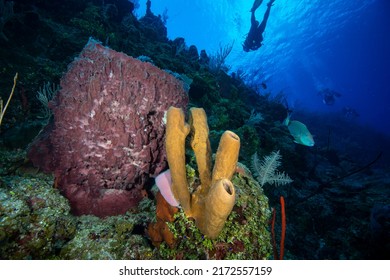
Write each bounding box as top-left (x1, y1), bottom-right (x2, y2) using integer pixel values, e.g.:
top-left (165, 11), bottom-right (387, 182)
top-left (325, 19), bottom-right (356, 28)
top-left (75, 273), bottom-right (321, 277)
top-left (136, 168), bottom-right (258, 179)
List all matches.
top-left (155, 169), bottom-right (179, 207)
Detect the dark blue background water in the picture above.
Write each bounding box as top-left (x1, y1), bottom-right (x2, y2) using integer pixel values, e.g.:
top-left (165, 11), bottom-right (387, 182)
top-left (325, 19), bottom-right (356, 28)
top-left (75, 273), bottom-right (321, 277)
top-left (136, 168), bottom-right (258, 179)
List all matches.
top-left (137, 0), bottom-right (389, 136)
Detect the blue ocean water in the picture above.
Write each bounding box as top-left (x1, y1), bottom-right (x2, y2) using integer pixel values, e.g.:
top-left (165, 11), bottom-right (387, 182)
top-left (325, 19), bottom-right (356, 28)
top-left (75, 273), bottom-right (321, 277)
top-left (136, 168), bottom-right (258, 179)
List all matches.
top-left (136, 0), bottom-right (390, 136)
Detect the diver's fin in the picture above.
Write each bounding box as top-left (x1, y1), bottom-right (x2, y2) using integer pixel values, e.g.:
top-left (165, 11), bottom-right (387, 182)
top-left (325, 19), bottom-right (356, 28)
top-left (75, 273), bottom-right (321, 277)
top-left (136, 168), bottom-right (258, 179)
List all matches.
top-left (250, 0), bottom-right (263, 12)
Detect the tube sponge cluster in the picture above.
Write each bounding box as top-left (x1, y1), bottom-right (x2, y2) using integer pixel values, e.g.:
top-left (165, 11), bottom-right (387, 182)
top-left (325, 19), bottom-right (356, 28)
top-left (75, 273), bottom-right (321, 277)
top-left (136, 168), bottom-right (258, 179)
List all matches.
top-left (164, 106), bottom-right (240, 239)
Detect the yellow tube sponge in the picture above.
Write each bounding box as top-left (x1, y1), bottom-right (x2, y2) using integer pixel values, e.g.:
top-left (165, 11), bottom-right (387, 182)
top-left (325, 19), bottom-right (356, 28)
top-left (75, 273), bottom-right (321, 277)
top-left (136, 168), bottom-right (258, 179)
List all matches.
top-left (165, 107), bottom-right (191, 213)
top-left (211, 131), bottom-right (240, 186)
top-left (165, 106), bottom-right (240, 239)
top-left (197, 179), bottom-right (236, 239)
top-left (189, 107), bottom-right (212, 195)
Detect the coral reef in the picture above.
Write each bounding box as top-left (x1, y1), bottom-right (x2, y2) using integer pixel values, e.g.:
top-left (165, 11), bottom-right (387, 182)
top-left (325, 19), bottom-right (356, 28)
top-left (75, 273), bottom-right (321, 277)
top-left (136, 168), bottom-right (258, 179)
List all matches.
top-left (0, 167), bottom-right (156, 259)
top-left (152, 164), bottom-right (273, 260)
top-left (28, 39), bottom-right (188, 217)
top-left (59, 213), bottom-right (154, 260)
top-left (139, 0), bottom-right (167, 42)
top-left (0, 174), bottom-right (77, 259)
top-left (0, 0), bottom-right (389, 261)
top-left (0, 147), bottom-right (156, 260)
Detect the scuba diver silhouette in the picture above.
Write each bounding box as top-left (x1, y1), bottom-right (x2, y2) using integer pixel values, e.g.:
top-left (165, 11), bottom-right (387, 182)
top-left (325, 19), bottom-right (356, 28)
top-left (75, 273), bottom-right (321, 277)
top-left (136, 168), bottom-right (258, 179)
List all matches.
top-left (243, 0), bottom-right (276, 52)
top-left (318, 88), bottom-right (342, 105)
top-left (342, 107), bottom-right (359, 119)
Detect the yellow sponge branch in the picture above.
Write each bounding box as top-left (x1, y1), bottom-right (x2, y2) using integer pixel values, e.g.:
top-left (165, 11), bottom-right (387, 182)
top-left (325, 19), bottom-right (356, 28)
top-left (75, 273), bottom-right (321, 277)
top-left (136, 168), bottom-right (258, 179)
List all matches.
top-left (211, 130), bottom-right (240, 186)
top-left (201, 179), bottom-right (236, 239)
top-left (165, 107), bottom-right (191, 213)
top-left (189, 107), bottom-right (212, 195)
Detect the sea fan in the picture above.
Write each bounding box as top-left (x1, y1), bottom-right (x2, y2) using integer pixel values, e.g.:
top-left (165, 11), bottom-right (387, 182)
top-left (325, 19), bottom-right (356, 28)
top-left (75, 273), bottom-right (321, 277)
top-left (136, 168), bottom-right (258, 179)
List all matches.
top-left (251, 150), bottom-right (293, 187)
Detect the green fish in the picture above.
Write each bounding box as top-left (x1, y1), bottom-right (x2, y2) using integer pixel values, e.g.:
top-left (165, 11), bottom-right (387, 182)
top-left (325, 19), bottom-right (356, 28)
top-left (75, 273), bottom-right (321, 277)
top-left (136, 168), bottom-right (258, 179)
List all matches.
top-left (284, 113), bottom-right (315, 147)
top-left (250, 0), bottom-right (263, 12)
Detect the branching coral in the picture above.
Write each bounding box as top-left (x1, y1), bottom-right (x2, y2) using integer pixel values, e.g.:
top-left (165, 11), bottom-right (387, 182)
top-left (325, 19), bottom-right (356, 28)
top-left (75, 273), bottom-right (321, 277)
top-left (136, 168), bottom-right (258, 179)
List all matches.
top-left (0, 73), bottom-right (18, 128)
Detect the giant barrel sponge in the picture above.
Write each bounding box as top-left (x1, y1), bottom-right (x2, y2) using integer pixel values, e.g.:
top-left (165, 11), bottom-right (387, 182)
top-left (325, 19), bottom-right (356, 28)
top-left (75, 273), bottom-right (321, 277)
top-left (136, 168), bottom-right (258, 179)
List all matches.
top-left (28, 39), bottom-right (188, 217)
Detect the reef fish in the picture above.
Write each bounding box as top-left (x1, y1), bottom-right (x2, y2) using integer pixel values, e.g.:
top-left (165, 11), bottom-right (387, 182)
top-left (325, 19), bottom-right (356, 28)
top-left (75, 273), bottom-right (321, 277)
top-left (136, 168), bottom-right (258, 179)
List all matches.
top-left (250, 0), bottom-right (263, 12)
top-left (284, 113), bottom-right (315, 147)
